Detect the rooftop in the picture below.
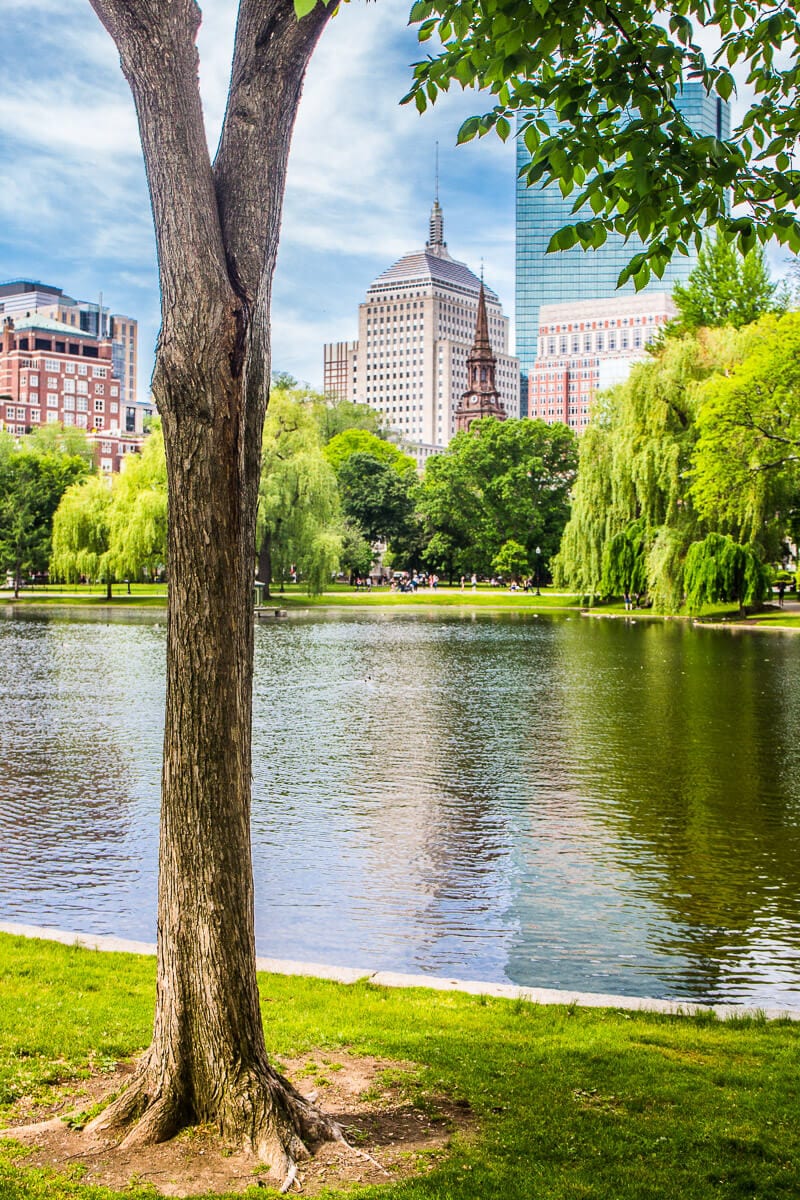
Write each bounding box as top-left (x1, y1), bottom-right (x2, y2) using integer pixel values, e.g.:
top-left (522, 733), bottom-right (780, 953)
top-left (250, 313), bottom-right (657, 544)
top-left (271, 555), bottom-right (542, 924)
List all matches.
top-left (7, 314), bottom-right (99, 338)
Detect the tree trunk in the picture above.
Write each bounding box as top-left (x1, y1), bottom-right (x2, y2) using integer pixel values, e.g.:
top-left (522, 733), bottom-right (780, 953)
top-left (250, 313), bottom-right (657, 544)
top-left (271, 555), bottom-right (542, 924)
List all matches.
top-left (258, 532), bottom-right (273, 601)
top-left (84, 0), bottom-right (338, 1182)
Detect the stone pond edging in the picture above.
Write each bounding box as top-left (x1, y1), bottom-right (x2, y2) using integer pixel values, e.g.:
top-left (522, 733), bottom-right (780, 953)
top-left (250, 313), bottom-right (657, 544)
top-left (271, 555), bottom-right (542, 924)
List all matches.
top-left (2, 921), bottom-right (797, 1021)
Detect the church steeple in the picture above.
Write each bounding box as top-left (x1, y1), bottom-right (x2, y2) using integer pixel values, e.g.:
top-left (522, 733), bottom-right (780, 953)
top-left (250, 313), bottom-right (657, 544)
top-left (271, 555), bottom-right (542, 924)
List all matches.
top-left (453, 278), bottom-right (507, 435)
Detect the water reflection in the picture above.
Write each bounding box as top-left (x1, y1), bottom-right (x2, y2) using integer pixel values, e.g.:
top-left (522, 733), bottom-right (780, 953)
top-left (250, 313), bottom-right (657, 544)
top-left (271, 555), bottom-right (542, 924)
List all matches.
top-left (1, 609), bottom-right (798, 1006)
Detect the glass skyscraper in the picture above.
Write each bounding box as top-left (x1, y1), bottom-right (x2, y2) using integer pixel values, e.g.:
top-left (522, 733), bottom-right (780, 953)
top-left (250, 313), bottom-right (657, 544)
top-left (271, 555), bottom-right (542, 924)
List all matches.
top-left (515, 84), bottom-right (731, 396)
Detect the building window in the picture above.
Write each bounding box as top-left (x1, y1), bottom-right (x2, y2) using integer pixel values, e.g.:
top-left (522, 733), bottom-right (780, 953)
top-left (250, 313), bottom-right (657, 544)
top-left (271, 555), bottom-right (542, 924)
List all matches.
top-left (93, 366), bottom-right (108, 378)
top-left (47, 410), bottom-right (59, 424)
top-left (77, 397), bottom-right (88, 412)
top-left (76, 413), bottom-right (88, 428)
top-left (65, 362), bottom-right (75, 374)
top-left (95, 383), bottom-right (105, 395)
top-left (63, 394), bottom-right (75, 411)
top-left (46, 393), bottom-right (58, 408)
top-left (78, 363), bottom-right (88, 375)
top-left (94, 399), bottom-right (104, 412)
top-left (44, 359), bottom-right (59, 372)
top-left (77, 380), bottom-right (88, 395)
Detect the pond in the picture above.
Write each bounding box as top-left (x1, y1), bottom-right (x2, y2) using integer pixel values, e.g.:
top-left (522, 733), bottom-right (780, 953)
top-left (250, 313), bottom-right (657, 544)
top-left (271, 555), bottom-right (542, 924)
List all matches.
top-left (1, 608), bottom-right (799, 1007)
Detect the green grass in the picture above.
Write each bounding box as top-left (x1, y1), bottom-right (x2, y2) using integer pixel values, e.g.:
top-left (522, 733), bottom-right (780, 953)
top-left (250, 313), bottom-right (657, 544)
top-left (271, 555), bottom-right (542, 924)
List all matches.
top-left (266, 585), bottom-right (582, 611)
top-left (0, 934), bottom-right (798, 1199)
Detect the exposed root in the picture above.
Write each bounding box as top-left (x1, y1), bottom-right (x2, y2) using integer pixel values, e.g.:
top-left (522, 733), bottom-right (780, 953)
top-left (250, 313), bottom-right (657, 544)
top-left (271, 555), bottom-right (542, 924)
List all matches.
top-left (78, 1057), bottom-right (344, 1186)
top-left (279, 1161), bottom-right (298, 1194)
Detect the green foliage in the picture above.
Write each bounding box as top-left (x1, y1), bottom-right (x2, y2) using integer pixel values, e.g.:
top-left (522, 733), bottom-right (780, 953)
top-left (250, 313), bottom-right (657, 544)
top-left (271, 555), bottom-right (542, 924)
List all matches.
top-left (107, 424), bottom-right (167, 582)
top-left (336, 451), bottom-right (416, 544)
top-left (404, 0), bottom-right (800, 284)
top-left (50, 476), bottom-right (113, 586)
top-left (601, 518), bottom-right (648, 597)
top-left (673, 238), bottom-right (783, 332)
top-left (49, 425), bottom-right (168, 588)
top-left (0, 436), bottom-right (90, 591)
top-left (25, 424), bottom-right (94, 466)
top-left (691, 312), bottom-right (800, 551)
top-left (684, 532), bottom-right (768, 612)
top-left (313, 397), bottom-right (383, 444)
top-left (338, 521), bottom-right (374, 579)
top-left (418, 417), bottom-right (577, 580)
top-left (258, 391), bottom-right (342, 594)
top-left (323, 428), bottom-right (415, 475)
top-left (554, 331), bottom-right (746, 608)
top-left (492, 538), bottom-right (530, 580)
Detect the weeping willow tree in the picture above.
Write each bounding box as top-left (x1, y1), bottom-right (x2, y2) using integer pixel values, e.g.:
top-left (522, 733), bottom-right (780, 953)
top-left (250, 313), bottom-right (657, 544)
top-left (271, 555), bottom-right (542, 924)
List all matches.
top-left (51, 474), bottom-right (114, 596)
top-left (683, 532), bottom-right (769, 613)
top-left (554, 328), bottom-right (745, 608)
top-left (257, 389), bottom-right (342, 595)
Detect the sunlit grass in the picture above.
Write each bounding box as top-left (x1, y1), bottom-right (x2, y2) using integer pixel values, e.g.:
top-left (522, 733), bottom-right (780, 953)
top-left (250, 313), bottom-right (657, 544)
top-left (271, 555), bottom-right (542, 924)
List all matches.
top-left (0, 934), bottom-right (798, 1199)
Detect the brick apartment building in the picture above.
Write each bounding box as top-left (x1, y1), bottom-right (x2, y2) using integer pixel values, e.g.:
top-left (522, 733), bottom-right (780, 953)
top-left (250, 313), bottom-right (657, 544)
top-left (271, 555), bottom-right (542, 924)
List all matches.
top-left (0, 314), bottom-right (143, 472)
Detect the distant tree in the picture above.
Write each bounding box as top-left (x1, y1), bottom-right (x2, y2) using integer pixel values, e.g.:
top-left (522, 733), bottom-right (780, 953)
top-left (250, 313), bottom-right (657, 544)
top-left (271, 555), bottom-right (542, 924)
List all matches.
top-left (419, 417), bottom-right (577, 580)
top-left (0, 447), bottom-right (89, 595)
top-left (26, 422), bottom-right (95, 466)
top-left (338, 521), bottom-right (373, 581)
top-left (258, 391), bottom-right (341, 595)
top-left (336, 452), bottom-right (416, 544)
top-left (601, 518), bottom-right (649, 600)
top-left (492, 538), bottom-right (530, 581)
top-left (692, 313), bottom-right (800, 553)
top-left (683, 532), bottom-right (768, 613)
top-left (553, 331), bottom-right (740, 608)
top-left (313, 398), bottom-right (383, 444)
top-left (673, 239), bottom-right (783, 332)
top-left (108, 424), bottom-right (168, 583)
top-left (51, 475), bottom-right (114, 596)
top-left (271, 370), bottom-right (298, 389)
top-left (324, 428), bottom-right (416, 475)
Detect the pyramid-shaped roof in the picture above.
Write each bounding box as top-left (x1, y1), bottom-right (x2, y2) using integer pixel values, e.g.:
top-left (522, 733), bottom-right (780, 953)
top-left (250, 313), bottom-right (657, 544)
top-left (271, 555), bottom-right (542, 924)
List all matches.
top-left (367, 201), bottom-right (500, 303)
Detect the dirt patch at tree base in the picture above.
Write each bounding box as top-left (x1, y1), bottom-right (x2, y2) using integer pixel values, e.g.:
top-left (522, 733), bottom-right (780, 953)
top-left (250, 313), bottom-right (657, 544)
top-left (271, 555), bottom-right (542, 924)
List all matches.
top-left (1, 1051), bottom-right (473, 1196)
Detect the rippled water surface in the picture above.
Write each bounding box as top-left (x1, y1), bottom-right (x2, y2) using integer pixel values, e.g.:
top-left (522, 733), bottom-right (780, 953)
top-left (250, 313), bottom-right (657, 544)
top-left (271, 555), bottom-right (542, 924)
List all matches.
top-left (1, 610), bottom-right (799, 1006)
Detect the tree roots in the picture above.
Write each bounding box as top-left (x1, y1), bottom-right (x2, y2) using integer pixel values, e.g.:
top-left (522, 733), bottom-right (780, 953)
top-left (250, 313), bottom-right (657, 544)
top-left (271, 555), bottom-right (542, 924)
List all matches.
top-left (84, 1057), bottom-right (344, 1185)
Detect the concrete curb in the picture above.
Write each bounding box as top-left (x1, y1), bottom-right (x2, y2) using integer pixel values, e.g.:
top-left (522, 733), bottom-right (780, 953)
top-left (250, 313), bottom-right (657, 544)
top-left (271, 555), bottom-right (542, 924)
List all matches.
top-left (2, 921), bottom-right (797, 1021)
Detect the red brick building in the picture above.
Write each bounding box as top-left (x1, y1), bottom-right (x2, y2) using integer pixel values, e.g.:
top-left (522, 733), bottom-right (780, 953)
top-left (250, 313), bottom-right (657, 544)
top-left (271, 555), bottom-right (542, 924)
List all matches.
top-left (0, 314), bottom-right (143, 471)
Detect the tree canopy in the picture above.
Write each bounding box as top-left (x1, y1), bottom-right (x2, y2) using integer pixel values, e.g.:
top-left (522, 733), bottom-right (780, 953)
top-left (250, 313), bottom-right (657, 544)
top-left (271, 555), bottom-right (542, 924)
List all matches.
top-left (418, 417), bottom-right (577, 580)
top-left (555, 314), bottom-right (799, 608)
top-left (405, 0), bottom-right (800, 285)
top-left (672, 238), bottom-right (784, 331)
top-left (257, 389), bottom-right (341, 594)
top-left (0, 434), bottom-right (90, 595)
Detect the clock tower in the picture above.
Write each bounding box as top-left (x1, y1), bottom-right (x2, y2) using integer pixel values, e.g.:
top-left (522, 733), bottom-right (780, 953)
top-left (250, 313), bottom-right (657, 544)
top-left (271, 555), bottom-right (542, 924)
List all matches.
top-left (453, 280), bottom-right (508, 435)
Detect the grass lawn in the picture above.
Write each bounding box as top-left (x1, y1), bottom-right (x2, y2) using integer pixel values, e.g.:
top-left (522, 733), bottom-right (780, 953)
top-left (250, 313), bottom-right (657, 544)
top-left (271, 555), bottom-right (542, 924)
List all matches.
top-left (0, 934), bottom-right (798, 1199)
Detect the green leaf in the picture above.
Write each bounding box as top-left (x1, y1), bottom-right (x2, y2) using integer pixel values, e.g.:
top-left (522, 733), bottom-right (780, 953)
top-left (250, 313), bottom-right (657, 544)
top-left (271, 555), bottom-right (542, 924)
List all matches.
top-left (293, 0), bottom-right (317, 17)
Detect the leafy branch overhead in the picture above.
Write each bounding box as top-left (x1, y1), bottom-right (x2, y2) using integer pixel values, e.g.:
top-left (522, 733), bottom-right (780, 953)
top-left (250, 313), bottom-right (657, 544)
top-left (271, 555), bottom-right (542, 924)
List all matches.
top-left (401, 0), bottom-right (800, 287)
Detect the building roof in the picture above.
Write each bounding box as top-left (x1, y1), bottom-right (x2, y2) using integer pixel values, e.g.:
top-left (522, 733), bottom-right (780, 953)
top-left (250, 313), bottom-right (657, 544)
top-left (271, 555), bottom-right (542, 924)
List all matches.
top-left (9, 314), bottom-right (98, 338)
top-left (367, 200), bottom-right (500, 303)
top-left (368, 249), bottom-right (500, 302)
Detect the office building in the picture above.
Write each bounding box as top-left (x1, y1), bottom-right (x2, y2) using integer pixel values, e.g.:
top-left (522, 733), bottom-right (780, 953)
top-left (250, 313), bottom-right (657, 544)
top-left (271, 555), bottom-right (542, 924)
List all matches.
top-left (323, 199), bottom-right (519, 465)
top-left (528, 292), bottom-right (676, 432)
top-left (515, 84), bottom-right (731, 392)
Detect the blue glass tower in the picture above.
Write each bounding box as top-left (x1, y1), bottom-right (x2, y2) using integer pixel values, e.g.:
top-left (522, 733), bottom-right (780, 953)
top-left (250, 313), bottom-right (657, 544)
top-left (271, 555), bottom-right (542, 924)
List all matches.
top-left (515, 84), bottom-right (731, 403)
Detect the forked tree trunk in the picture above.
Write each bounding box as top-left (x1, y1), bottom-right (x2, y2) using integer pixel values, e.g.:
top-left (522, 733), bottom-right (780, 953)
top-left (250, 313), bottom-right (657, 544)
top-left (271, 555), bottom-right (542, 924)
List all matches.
top-left (84, 0), bottom-right (337, 1181)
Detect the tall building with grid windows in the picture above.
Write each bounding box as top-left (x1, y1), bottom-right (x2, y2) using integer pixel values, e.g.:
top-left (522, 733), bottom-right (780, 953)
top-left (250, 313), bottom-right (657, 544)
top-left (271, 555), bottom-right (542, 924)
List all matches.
top-left (515, 84), bottom-right (731, 402)
top-left (323, 200), bottom-right (519, 466)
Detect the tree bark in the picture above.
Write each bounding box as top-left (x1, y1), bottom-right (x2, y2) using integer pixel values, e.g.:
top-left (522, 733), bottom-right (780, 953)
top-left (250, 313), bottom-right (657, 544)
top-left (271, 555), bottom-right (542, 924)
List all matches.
top-left (84, 0), bottom-right (337, 1180)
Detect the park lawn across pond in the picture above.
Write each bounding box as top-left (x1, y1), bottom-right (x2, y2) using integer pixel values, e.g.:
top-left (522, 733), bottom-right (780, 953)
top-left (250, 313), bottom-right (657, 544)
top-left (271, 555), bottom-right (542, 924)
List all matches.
top-left (0, 934), bottom-right (798, 1199)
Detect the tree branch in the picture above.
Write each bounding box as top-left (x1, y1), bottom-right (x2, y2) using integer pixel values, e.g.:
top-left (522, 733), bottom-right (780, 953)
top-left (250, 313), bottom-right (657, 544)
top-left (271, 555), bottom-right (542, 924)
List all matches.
top-left (213, 0), bottom-right (335, 303)
top-left (88, 0), bottom-right (234, 373)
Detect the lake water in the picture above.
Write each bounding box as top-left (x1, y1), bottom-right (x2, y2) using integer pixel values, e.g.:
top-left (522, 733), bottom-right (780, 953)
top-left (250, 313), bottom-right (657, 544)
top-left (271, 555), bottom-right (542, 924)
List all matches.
top-left (1, 608), bottom-right (799, 1007)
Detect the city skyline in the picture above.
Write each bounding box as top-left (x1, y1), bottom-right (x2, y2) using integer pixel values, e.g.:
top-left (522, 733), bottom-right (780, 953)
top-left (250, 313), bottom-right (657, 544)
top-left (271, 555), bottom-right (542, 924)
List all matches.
top-left (0, 0), bottom-right (515, 403)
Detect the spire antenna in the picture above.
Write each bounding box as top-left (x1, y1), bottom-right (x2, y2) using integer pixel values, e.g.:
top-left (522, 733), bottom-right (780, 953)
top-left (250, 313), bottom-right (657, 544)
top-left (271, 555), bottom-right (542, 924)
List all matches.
top-left (435, 141), bottom-right (439, 204)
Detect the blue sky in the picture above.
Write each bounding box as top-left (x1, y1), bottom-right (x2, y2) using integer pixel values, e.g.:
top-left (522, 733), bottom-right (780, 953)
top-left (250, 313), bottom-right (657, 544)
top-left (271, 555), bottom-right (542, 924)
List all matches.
top-left (0, 0), bottom-right (516, 400)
